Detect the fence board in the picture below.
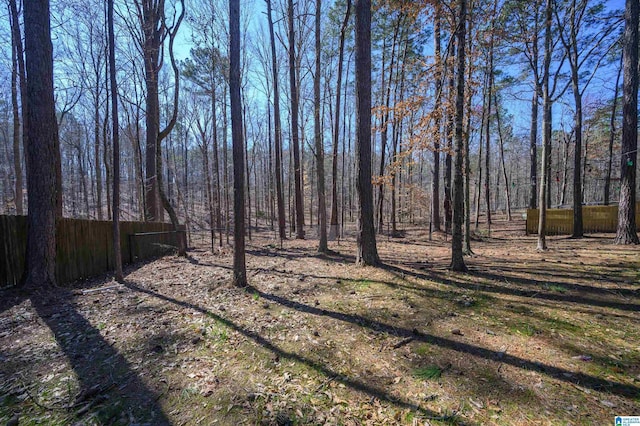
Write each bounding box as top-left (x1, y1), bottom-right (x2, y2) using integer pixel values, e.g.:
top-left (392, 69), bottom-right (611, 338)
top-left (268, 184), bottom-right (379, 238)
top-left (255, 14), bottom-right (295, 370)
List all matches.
top-left (1, 215), bottom-right (185, 287)
top-left (526, 203), bottom-right (640, 235)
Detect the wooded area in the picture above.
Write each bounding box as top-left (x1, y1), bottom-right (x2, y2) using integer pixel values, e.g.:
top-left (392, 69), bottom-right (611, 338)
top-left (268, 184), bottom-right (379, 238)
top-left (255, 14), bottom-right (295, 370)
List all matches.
top-left (0, 0), bottom-right (639, 424)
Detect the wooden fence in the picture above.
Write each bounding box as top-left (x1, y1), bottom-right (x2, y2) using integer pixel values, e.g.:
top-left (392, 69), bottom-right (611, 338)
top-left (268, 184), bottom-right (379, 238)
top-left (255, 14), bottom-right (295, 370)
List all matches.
top-left (1, 216), bottom-right (185, 287)
top-left (526, 203), bottom-right (640, 235)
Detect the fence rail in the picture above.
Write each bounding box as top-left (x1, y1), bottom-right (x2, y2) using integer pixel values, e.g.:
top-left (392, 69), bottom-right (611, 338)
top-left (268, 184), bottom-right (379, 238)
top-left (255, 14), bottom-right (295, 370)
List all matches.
top-left (526, 203), bottom-right (640, 235)
top-left (1, 215), bottom-right (185, 287)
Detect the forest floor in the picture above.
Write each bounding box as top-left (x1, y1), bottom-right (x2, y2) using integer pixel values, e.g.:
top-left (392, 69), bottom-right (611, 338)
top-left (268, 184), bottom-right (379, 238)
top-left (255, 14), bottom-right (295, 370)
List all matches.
top-left (1, 216), bottom-right (639, 425)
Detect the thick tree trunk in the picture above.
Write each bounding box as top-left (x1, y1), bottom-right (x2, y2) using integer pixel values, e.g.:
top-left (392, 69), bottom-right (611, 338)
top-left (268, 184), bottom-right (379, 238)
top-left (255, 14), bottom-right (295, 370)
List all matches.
top-left (615, 0), bottom-right (640, 245)
top-left (23, 0), bottom-right (58, 289)
top-left (354, 0), bottom-right (379, 266)
top-left (230, 0), bottom-right (247, 284)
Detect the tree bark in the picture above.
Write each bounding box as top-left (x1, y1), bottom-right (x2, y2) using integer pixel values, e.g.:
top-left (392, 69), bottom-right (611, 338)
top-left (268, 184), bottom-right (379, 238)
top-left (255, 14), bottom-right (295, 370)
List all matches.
top-left (288, 0), bottom-right (305, 239)
top-left (354, 0), bottom-right (379, 266)
top-left (107, 0), bottom-right (123, 281)
top-left (432, 1), bottom-right (442, 233)
top-left (230, 0), bottom-right (248, 284)
top-left (615, 0), bottom-right (639, 245)
top-left (314, 0), bottom-right (328, 252)
top-left (537, 0), bottom-right (553, 251)
top-left (450, 0), bottom-right (467, 272)
top-left (9, 16), bottom-right (23, 215)
top-left (23, 0), bottom-right (58, 289)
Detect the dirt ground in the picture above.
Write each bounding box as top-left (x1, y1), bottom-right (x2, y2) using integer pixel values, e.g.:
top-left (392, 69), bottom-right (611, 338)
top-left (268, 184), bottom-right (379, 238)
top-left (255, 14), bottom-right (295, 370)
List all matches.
top-left (1, 217), bottom-right (639, 425)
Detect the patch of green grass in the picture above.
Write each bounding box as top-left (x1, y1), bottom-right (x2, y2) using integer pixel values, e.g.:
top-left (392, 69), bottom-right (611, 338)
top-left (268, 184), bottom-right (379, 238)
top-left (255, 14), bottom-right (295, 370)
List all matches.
top-left (414, 344), bottom-right (432, 357)
top-left (543, 317), bottom-right (579, 332)
top-left (508, 321), bottom-right (537, 337)
top-left (356, 279), bottom-right (373, 290)
top-left (544, 283), bottom-right (568, 293)
top-left (412, 365), bottom-right (442, 380)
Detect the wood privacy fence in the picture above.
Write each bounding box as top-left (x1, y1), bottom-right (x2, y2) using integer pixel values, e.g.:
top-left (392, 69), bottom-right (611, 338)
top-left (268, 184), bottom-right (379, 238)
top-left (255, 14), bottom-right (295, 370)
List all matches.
top-left (0, 215), bottom-right (185, 287)
top-left (526, 203), bottom-right (640, 235)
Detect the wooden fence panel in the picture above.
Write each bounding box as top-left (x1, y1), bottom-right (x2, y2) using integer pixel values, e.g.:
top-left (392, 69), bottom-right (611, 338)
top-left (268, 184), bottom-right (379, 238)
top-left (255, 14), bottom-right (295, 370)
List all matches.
top-left (526, 203), bottom-right (640, 235)
top-left (1, 216), bottom-right (184, 287)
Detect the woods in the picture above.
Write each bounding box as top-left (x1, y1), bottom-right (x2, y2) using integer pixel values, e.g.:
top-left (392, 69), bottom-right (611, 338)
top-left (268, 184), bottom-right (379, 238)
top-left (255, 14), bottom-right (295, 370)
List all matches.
top-left (2, 1), bottom-right (640, 424)
top-left (0, 0), bottom-right (637, 264)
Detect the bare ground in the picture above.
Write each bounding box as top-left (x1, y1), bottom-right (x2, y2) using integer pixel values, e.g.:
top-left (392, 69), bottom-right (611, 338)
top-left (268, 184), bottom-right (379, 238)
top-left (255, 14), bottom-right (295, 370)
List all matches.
top-left (1, 217), bottom-right (639, 425)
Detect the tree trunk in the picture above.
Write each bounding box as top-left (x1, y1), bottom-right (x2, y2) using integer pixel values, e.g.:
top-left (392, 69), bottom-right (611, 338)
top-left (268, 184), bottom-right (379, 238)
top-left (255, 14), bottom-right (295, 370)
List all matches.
top-left (614, 0), bottom-right (640, 245)
top-left (494, 94), bottom-right (512, 221)
top-left (266, 0), bottom-right (286, 241)
top-left (354, 0), bottom-right (379, 266)
top-left (605, 55), bottom-right (622, 206)
top-left (537, 0), bottom-right (553, 251)
top-left (9, 22), bottom-right (23, 215)
top-left (376, 16), bottom-right (401, 234)
top-left (107, 0), bottom-right (123, 281)
top-left (432, 1), bottom-right (442, 233)
top-left (9, 0), bottom-right (28, 186)
top-left (230, 0), bottom-right (248, 284)
top-left (450, 0), bottom-right (467, 272)
top-left (22, 0), bottom-right (58, 289)
top-left (444, 37), bottom-right (456, 233)
top-left (329, 0), bottom-right (351, 240)
top-left (529, 93), bottom-right (539, 209)
top-left (314, 0), bottom-right (328, 252)
top-left (288, 0), bottom-right (305, 239)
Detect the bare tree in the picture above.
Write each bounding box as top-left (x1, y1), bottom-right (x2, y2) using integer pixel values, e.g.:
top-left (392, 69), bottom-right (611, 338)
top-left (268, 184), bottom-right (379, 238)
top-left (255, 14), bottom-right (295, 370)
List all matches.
top-left (314, 0), bottom-right (328, 252)
top-left (266, 0), bottom-right (286, 241)
top-left (329, 0), bottom-right (351, 240)
top-left (107, 0), bottom-right (123, 281)
top-left (287, 0), bottom-right (305, 239)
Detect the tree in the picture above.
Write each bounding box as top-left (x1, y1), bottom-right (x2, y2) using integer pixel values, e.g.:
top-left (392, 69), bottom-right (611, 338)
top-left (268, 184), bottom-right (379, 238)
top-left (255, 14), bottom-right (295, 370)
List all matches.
top-left (614, 0), bottom-right (639, 245)
top-left (8, 0), bottom-right (24, 215)
top-left (354, 0), bottom-right (379, 266)
top-left (230, 0), bottom-right (247, 285)
top-left (555, 0), bottom-right (619, 238)
top-left (107, 0), bottom-right (123, 281)
top-left (266, 0), bottom-right (286, 241)
top-left (537, 0), bottom-right (553, 251)
top-left (450, 0), bottom-right (467, 272)
top-left (314, 0), bottom-right (328, 252)
top-left (329, 0), bottom-right (351, 240)
top-left (287, 0), bottom-right (305, 239)
top-left (22, 0), bottom-right (58, 289)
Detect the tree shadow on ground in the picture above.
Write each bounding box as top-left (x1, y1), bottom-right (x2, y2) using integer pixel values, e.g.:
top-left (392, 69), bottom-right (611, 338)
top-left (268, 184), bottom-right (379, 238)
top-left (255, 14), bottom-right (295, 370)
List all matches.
top-left (244, 285), bottom-right (640, 400)
top-left (121, 280), bottom-right (473, 425)
top-left (30, 290), bottom-right (170, 425)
